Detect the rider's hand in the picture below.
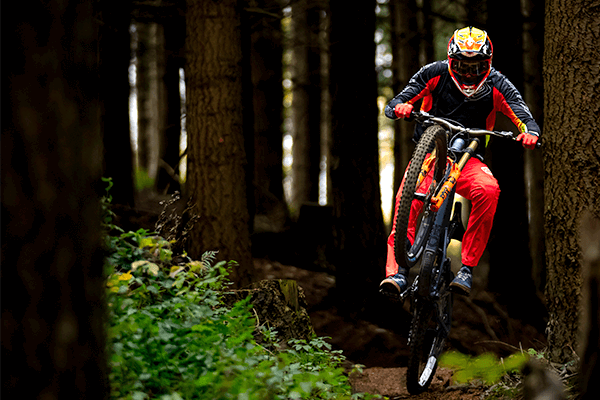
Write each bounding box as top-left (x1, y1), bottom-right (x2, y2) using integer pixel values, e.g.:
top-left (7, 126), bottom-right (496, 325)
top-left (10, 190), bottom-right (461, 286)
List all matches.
top-left (394, 103), bottom-right (413, 119)
top-left (516, 133), bottom-right (539, 149)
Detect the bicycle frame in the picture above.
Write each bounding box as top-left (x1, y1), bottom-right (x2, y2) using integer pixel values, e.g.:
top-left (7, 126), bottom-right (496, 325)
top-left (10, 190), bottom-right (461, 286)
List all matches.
top-left (401, 184), bottom-right (458, 302)
top-left (411, 113), bottom-right (519, 307)
top-left (408, 113), bottom-right (514, 287)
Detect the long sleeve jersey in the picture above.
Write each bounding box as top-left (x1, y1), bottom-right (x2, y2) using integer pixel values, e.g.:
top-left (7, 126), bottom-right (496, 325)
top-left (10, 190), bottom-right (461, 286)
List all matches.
top-left (385, 60), bottom-right (541, 159)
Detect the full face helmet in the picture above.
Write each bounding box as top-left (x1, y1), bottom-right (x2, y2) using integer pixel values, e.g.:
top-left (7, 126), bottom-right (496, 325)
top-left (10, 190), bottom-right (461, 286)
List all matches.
top-left (447, 27), bottom-right (493, 97)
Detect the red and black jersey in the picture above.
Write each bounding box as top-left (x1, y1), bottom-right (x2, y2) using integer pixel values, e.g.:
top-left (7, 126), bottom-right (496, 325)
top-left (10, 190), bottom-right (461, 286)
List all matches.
top-left (385, 60), bottom-right (541, 159)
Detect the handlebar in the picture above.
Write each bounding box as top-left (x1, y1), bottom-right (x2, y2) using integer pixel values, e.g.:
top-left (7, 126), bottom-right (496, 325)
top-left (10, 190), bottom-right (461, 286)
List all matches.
top-left (410, 111), bottom-right (541, 149)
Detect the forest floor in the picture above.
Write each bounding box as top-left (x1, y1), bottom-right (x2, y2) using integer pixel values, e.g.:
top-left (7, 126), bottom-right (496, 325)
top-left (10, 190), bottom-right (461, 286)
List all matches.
top-left (126, 192), bottom-right (547, 398)
top-left (251, 258), bottom-right (545, 399)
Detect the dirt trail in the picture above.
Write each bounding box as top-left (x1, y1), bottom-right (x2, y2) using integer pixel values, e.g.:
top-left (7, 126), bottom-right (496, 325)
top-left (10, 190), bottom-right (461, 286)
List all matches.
top-left (350, 367), bottom-right (487, 399)
top-left (252, 258), bottom-right (540, 399)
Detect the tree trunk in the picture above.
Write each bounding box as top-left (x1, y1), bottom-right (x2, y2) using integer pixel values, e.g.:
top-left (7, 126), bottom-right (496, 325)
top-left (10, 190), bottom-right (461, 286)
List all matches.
top-left (250, 0), bottom-right (287, 231)
top-left (419, 0), bottom-right (434, 64)
top-left (99, 0), bottom-right (135, 206)
top-left (290, 0), bottom-right (323, 218)
top-left (485, 0), bottom-right (546, 329)
top-left (389, 0), bottom-right (419, 220)
top-left (329, 0), bottom-right (386, 310)
top-left (464, 0), bottom-right (487, 26)
top-left (136, 22), bottom-right (164, 183)
top-left (2, 0), bottom-right (108, 397)
top-left (185, 0), bottom-right (253, 287)
top-left (157, 14), bottom-right (186, 194)
top-left (522, 0), bottom-right (546, 296)
top-left (579, 211), bottom-right (600, 399)
top-left (543, 0), bottom-right (600, 363)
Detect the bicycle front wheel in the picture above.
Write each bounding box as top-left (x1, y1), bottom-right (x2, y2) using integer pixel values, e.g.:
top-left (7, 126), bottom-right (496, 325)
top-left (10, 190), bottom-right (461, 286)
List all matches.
top-left (406, 287), bottom-right (453, 394)
top-left (394, 125), bottom-right (447, 269)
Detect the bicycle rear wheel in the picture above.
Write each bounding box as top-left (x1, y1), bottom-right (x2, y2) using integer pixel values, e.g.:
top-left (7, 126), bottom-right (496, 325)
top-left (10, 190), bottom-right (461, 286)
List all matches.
top-left (394, 125), bottom-right (447, 269)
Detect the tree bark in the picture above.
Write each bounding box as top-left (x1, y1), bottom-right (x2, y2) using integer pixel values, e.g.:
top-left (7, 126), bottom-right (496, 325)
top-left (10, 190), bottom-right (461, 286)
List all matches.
top-left (485, 0), bottom-right (546, 329)
top-left (136, 21), bottom-right (164, 183)
top-left (522, 0), bottom-right (546, 296)
top-left (290, 0), bottom-right (323, 217)
top-left (579, 211), bottom-right (600, 399)
top-left (157, 14), bottom-right (186, 194)
top-left (543, 0), bottom-right (600, 363)
top-left (389, 0), bottom-right (419, 217)
top-left (329, 0), bottom-right (386, 310)
top-left (2, 0), bottom-right (108, 397)
top-left (185, 0), bottom-right (253, 287)
top-left (419, 0), bottom-right (435, 64)
top-left (250, 0), bottom-right (287, 230)
top-left (464, 0), bottom-right (487, 26)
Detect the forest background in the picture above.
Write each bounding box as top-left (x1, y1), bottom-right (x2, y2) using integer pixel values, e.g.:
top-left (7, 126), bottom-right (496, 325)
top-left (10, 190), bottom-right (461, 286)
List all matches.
top-left (2, 0), bottom-right (599, 398)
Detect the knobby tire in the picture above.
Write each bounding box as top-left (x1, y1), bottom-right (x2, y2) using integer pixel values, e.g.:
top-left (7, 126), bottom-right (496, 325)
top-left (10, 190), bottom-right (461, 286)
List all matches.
top-left (406, 302), bottom-right (437, 394)
top-left (394, 125), bottom-right (447, 269)
top-left (397, 124), bottom-right (450, 395)
top-left (406, 288), bottom-right (453, 395)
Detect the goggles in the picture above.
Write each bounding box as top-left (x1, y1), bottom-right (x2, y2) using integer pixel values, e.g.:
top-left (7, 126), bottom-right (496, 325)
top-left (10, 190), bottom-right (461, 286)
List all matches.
top-left (450, 59), bottom-right (490, 78)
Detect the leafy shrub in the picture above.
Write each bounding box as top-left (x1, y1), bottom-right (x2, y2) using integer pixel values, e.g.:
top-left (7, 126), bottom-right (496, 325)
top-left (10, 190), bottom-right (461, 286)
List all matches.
top-left (102, 182), bottom-right (377, 399)
top-left (106, 253), bottom-right (373, 399)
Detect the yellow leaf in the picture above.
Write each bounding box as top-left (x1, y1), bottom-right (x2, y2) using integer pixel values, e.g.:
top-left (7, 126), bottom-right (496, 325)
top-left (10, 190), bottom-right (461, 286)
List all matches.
top-left (139, 237), bottom-right (155, 249)
top-left (118, 272), bottom-right (133, 281)
top-left (169, 266), bottom-right (185, 278)
top-left (188, 261), bottom-right (205, 272)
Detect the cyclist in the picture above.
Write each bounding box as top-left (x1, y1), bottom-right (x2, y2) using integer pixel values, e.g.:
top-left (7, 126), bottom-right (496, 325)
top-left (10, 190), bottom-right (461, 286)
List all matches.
top-left (380, 26), bottom-right (540, 297)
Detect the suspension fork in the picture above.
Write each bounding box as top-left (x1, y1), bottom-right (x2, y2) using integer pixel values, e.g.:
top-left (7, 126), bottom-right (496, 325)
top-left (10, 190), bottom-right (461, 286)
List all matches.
top-left (415, 148), bottom-right (438, 190)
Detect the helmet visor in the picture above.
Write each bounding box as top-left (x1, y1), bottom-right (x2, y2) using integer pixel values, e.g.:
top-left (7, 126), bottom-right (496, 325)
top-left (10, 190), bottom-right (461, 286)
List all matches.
top-left (450, 59), bottom-right (490, 84)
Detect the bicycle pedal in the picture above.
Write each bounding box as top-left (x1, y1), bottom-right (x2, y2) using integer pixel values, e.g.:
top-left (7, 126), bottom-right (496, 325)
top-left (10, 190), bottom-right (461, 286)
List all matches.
top-left (379, 288), bottom-right (405, 302)
top-left (449, 283), bottom-right (470, 296)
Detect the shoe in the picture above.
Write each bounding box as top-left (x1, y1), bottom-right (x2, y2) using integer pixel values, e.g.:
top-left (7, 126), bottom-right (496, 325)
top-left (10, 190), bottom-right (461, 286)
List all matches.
top-left (380, 270), bottom-right (409, 298)
top-left (450, 265), bottom-right (473, 296)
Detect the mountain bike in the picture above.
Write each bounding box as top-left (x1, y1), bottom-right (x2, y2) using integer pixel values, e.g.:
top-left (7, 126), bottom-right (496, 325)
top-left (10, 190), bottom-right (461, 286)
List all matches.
top-left (391, 111), bottom-right (539, 394)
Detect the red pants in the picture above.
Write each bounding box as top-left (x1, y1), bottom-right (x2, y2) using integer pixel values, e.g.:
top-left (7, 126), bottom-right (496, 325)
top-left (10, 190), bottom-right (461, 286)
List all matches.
top-left (386, 157), bottom-right (500, 277)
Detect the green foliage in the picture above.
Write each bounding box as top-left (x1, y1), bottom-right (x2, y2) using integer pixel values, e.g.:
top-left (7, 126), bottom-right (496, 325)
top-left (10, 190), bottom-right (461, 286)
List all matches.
top-left (102, 177), bottom-right (174, 274)
top-left (526, 348), bottom-right (546, 360)
top-left (440, 351), bottom-right (529, 385)
top-left (101, 177), bottom-right (120, 232)
top-left (106, 253), bottom-right (377, 399)
top-left (102, 181), bottom-right (379, 399)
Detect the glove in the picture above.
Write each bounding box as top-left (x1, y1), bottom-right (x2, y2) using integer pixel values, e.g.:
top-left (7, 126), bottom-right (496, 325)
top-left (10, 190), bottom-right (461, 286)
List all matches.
top-left (394, 103), bottom-right (413, 119)
top-left (516, 133), bottom-right (539, 149)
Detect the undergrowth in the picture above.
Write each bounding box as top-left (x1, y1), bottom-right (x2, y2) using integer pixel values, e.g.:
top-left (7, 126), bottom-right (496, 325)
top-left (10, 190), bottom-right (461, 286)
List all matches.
top-left (101, 178), bottom-right (379, 399)
top-left (439, 344), bottom-right (577, 399)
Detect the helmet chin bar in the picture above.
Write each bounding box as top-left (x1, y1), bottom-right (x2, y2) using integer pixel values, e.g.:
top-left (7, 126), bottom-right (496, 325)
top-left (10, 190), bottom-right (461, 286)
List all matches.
top-left (452, 78), bottom-right (486, 97)
top-left (449, 66), bottom-right (490, 97)
top-left (461, 86), bottom-right (477, 96)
